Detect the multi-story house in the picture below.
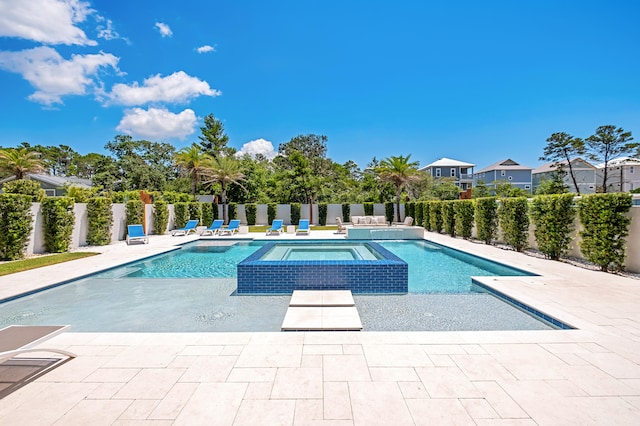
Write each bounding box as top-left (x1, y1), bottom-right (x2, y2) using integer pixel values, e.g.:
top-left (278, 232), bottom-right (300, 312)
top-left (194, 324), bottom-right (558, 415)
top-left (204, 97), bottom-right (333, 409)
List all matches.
top-left (596, 156), bottom-right (640, 192)
top-left (474, 159), bottom-right (533, 193)
top-left (419, 157), bottom-right (475, 191)
top-left (532, 158), bottom-right (598, 194)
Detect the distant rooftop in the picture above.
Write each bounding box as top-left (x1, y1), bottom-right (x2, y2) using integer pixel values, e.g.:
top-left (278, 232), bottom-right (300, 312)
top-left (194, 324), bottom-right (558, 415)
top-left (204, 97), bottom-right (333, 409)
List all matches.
top-left (476, 158), bottom-right (532, 174)
top-left (419, 157), bottom-right (475, 170)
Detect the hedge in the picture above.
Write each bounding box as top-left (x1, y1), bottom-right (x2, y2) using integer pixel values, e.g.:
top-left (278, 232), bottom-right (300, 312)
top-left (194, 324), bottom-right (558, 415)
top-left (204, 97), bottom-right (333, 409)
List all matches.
top-left (529, 194), bottom-right (575, 260)
top-left (342, 203), bottom-right (351, 222)
top-left (453, 200), bottom-right (474, 239)
top-left (42, 197), bottom-right (75, 253)
top-left (422, 202), bottom-right (431, 230)
top-left (173, 202), bottom-right (189, 228)
top-left (267, 203), bottom-right (277, 224)
top-left (384, 202), bottom-right (394, 224)
top-left (86, 197), bottom-right (113, 246)
top-left (245, 203), bottom-right (257, 225)
top-left (290, 203), bottom-right (301, 225)
top-left (406, 202), bottom-right (415, 220)
top-left (414, 202), bottom-right (424, 228)
top-left (0, 194), bottom-right (33, 260)
top-left (153, 200), bottom-right (169, 234)
top-left (442, 201), bottom-right (456, 236)
top-left (2, 179), bottom-right (45, 202)
top-left (201, 202), bottom-right (213, 227)
top-left (498, 197), bottom-right (529, 252)
top-left (228, 202), bottom-right (237, 221)
top-left (188, 202), bottom-right (202, 224)
top-left (126, 199), bottom-right (145, 226)
top-left (474, 197), bottom-right (498, 244)
top-left (428, 200), bottom-right (443, 233)
top-left (578, 193), bottom-right (633, 272)
top-left (318, 202), bottom-right (328, 226)
top-left (363, 202), bottom-right (374, 216)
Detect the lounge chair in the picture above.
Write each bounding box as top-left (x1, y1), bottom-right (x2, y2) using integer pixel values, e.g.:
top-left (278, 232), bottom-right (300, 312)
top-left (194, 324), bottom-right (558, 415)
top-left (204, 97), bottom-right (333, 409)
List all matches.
top-left (296, 219), bottom-right (310, 235)
top-left (171, 219), bottom-right (199, 236)
top-left (126, 224), bottom-right (149, 244)
top-left (393, 216), bottom-right (414, 226)
top-left (201, 219), bottom-right (224, 236)
top-left (0, 325), bottom-right (76, 365)
top-left (336, 217), bottom-right (347, 234)
top-left (219, 219), bottom-right (241, 236)
top-left (266, 219), bottom-right (284, 235)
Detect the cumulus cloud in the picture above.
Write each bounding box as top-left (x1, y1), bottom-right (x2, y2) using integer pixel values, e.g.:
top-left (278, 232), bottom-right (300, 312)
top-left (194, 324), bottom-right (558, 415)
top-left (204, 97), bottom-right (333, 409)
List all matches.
top-left (236, 138), bottom-right (277, 160)
top-left (0, 46), bottom-right (119, 105)
top-left (197, 45), bottom-right (215, 54)
top-left (96, 17), bottom-right (125, 42)
top-left (116, 107), bottom-right (197, 140)
top-left (0, 0), bottom-right (96, 45)
top-left (154, 22), bottom-right (173, 37)
top-left (107, 71), bottom-right (221, 106)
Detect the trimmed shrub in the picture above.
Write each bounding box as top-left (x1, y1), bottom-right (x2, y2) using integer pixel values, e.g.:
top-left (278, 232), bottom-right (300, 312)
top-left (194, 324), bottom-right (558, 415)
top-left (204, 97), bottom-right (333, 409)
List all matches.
top-left (153, 200), bottom-right (169, 235)
top-left (110, 192), bottom-right (126, 203)
top-left (41, 197), bottom-right (75, 253)
top-left (201, 202), bottom-right (213, 227)
top-left (245, 203), bottom-right (257, 225)
top-left (267, 203), bottom-right (277, 224)
top-left (453, 200), bottom-right (474, 239)
top-left (86, 197), bottom-right (113, 245)
top-left (530, 194), bottom-right (576, 260)
top-left (126, 199), bottom-right (145, 226)
top-left (406, 202), bottom-right (415, 220)
top-left (422, 201), bottom-right (431, 230)
top-left (384, 202), bottom-right (394, 224)
top-left (318, 202), bottom-right (328, 226)
top-left (474, 197), bottom-right (498, 244)
top-left (363, 202), bottom-right (374, 216)
top-left (213, 202), bottom-right (219, 220)
top-left (442, 200), bottom-right (456, 237)
top-left (498, 197), bottom-right (529, 252)
top-left (415, 202), bottom-right (424, 228)
top-left (66, 186), bottom-right (99, 203)
top-left (163, 191), bottom-right (191, 203)
top-left (173, 202), bottom-right (189, 228)
top-left (2, 179), bottom-right (45, 202)
top-left (228, 202), bottom-right (237, 221)
top-left (188, 202), bottom-right (202, 223)
top-left (291, 203), bottom-right (301, 225)
top-left (0, 193), bottom-right (33, 260)
top-left (428, 201), bottom-right (443, 233)
top-left (342, 203), bottom-right (351, 222)
top-left (578, 193), bottom-right (633, 272)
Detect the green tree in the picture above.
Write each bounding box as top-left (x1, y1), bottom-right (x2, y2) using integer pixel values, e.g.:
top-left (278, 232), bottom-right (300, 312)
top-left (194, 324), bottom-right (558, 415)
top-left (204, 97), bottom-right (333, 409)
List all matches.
top-left (431, 179), bottom-right (460, 200)
top-left (203, 156), bottom-right (246, 224)
top-left (535, 169), bottom-right (569, 195)
top-left (198, 113), bottom-right (233, 158)
top-left (539, 132), bottom-right (586, 194)
top-left (375, 154), bottom-right (421, 222)
top-left (493, 180), bottom-right (530, 198)
top-left (0, 147), bottom-right (45, 179)
top-left (472, 179), bottom-right (490, 198)
top-left (174, 143), bottom-right (212, 196)
top-left (585, 125), bottom-right (637, 193)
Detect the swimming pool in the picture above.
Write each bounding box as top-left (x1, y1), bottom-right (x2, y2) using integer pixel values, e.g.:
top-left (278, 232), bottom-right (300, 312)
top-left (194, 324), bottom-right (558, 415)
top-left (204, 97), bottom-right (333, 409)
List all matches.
top-left (0, 239), bottom-right (554, 332)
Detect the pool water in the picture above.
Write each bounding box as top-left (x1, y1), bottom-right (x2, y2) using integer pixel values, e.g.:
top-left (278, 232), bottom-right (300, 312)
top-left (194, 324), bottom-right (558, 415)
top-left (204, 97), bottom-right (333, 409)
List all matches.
top-left (261, 243), bottom-right (382, 261)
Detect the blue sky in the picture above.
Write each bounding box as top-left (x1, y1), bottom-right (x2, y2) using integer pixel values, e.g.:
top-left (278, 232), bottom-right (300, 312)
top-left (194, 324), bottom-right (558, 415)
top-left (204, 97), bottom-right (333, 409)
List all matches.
top-left (0, 0), bottom-right (638, 170)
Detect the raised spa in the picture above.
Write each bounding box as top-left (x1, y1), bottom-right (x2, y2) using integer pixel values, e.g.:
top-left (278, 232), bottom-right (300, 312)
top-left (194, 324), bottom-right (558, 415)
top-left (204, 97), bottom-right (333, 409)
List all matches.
top-left (237, 241), bottom-right (408, 294)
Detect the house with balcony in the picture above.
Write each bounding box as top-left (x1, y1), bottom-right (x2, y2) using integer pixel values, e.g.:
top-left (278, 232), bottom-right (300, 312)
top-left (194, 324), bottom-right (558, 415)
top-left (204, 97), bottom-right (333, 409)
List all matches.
top-left (474, 159), bottom-right (533, 193)
top-left (596, 156), bottom-right (640, 193)
top-left (532, 158), bottom-right (597, 194)
top-left (419, 157), bottom-right (475, 191)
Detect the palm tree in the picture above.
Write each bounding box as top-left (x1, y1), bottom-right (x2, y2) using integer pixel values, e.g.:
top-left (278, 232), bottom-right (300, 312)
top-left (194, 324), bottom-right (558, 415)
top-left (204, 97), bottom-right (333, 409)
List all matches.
top-left (202, 155), bottom-right (246, 224)
top-left (376, 154), bottom-right (421, 222)
top-left (0, 147), bottom-right (45, 179)
top-left (174, 143), bottom-right (211, 196)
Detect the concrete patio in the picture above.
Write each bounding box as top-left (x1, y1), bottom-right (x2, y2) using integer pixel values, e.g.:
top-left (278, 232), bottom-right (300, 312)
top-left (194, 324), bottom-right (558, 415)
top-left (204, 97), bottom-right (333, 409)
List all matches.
top-left (1, 229), bottom-right (639, 425)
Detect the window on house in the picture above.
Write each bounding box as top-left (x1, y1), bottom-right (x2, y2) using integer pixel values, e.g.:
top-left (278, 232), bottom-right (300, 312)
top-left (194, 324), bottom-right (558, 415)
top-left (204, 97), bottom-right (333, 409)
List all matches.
top-left (435, 168), bottom-right (441, 177)
top-left (525, 185), bottom-right (531, 189)
top-left (508, 176), bottom-right (513, 181)
top-left (450, 168), bottom-right (456, 177)
top-left (630, 166), bottom-right (635, 174)
top-left (45, 189), bottom-right (56, 197)
top-left (501, 170), bottom-right (506, 176)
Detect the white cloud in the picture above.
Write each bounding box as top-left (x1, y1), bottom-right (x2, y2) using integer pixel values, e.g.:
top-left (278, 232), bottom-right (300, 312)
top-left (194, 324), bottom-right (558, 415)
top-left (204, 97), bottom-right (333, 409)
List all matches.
top-left (107, 71), bottom-right (221, 106)
top-left (197, 45), bottom-right (215, 54)
top-left (96, 17), bottom-right (125, 42)
top-left (236, 138), bottom-right (277, 160)
top-left (0, 46), bottom-right (119, 105)
top-left (116, 107), bottom-right (197, 140)
top-left (154, 22), bottom-right (173, 37)
top-left (0, 0), bottom-right (96, 45)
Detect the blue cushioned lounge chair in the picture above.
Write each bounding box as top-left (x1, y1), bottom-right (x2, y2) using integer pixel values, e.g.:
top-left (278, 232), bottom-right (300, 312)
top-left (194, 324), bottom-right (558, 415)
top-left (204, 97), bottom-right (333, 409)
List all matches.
top-left (171, 219), bottom-right (199, 236)
top-left (219, 219), bottom-right (241, 236)
top-left (201, 219), bottom-right (224, 236)
top-left (296, 219), bottom-right (310, 235)
top-left (266, 219), bottom-right (283, 235)
top-left (126, 224), bottom-right (149, 244)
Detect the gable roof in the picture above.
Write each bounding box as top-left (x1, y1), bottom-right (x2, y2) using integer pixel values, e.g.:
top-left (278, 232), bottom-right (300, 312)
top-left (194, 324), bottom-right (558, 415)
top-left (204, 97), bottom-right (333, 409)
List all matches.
top-left (595, 156), bottom-right (640, 169)
top-left (419, 157), bottom-right (475, 170)
top-left (0, 173), bottom-right (92, 188)
top-left (532, 157), bottom-right (596, 174)
top-left (476, 159), bottom-right (532, 174)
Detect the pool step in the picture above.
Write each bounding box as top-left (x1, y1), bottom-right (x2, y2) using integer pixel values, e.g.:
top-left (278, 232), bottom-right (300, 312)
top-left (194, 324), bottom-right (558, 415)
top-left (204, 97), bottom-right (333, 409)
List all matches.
top-left (281, 290), bottom-right (362, 331)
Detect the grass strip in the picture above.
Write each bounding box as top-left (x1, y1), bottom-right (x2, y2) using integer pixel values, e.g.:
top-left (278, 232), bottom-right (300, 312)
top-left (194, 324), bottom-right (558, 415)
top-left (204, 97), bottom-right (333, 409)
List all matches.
top-left (0, 252), bottom-right (100, 276)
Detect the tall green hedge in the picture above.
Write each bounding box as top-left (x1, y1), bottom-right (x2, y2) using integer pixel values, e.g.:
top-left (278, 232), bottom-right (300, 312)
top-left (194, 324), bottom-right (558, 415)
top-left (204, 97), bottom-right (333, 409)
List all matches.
top-left (267, 203), bottom-right (277, 224)
top-left (42, 197), bottom-right (75, 253)
top-left (342, 203), bottom-right (351, 222)
top-left (422, 202), bottom-right (431, 230)
top-left (228, 202), bottom-right (237, 221)
top-left (406, 202), bottom-right (415, 220)
top-left (212, 202), bottom-right (219, 220)
top-left (442, 200), bottom-right (456, 236)
top-left (529, 194), bottom-right (576, 260)
top-left (415, 202), bottom-right (424, 228)
top-left (188, 202), bottom-right (202, 224)
top-left (245, 203), bottom-right (257, 225)
top-left (318, 202), bottom-right (328, 226)
top-left (2, 179), bottom-right (45, 202)
top-left (201, 202), bottom-right (213, 227)
top-left (453, 200), bottom-right (474, 239)
top-left (0, 193), bottom-right (33, 260)
top-left (578, 193), bottom-right (633, 272)
top-left (363, 202), bottom-right (374, 216)
top-left (86, 197), bottom-right (113, 246)
top-left (290, 203), bottom-right (301, 225)
top-left (173, 202), bottom-right (189, 228)
top-left (498, 197), bottom-right (529, 252)
top-left (153, 200), bottom-right (169, 234)
top-left (474, 197), bottom-right (498, 244)
top-left (428, 201), bottom-right (443, 233)
top-left (384, 202), bottom-right (394, 224)
top-left (126, 199), bottom-right (145, 226)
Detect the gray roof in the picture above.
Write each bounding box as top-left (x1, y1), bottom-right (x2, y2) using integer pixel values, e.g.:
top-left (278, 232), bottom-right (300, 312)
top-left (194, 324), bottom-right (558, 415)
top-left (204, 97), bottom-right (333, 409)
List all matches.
top-left (419, 157), bottom-right (475, 170)
top-left (532, 158), bottom-right (596, 174)
top-left (0, 173), bottom-right (92, 188)
top-left (476, 159), bottom-right (532, 174)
